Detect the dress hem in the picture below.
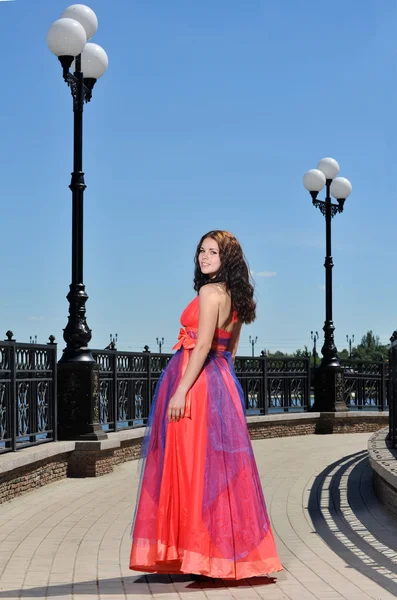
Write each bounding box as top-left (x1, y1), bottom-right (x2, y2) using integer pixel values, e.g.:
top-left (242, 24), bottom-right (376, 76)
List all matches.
top-left (129, 557), bottom-right (283, 580)
top-left (129, 564), bottom-right (283, 580)
top-left (129, 565), bottom-right (284, 581)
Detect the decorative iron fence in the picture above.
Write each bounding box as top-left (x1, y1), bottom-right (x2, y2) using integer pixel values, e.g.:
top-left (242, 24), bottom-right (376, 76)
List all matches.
top-left (92, 349), bottom-right (172, 431)
top-left (0, 334), bottom-right (57, 454)
top-left (341, 359), bottom-right (388, 411)
top-left (92, 351), bottom-right (391, 431)
top-left (235, 355), bottom-right (311, 414)
top-left (0, 341), bottom-right (392, 451)
top-left (389, 339), bottom-right (397, 448)
top-left (92, 351), bottom-right (312, 430)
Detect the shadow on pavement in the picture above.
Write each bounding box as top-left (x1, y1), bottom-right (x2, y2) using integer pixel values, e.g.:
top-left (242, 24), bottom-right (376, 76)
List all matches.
top-left (308, 449), bottom-right (397, 596)
top-left (0, 573), bottom-right (278, 597)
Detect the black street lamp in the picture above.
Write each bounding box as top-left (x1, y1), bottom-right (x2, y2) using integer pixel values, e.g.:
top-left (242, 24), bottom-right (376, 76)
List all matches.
top-left (303, 157), bottom-right (352, 412)
top-left (105, 333), bottom-right (118, 350)
top-left (47, 5), bottom-right (108, 440)
top-left (156, 337), bottom-right (165, 353)
top-left (249, 335), bottom-right (258, 357)
top-left (346, 334), bottom-right (354, 358)
top-left (311, 331), bottom-right (319, 368)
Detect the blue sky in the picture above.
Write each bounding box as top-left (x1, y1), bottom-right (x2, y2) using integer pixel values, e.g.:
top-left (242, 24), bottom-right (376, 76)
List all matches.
top-left (0, 0), bottom-right (396, 356)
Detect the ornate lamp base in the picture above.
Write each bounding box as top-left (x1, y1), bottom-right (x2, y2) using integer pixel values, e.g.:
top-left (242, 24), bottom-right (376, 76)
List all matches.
top-left (312, 365), bottom-right (348, 413)
top-left (57, 361), bottom-right (107, 440)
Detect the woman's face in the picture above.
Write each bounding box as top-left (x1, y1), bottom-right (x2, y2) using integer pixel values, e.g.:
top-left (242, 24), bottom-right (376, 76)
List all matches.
top-left (198, 237), bottom-right (221, 279)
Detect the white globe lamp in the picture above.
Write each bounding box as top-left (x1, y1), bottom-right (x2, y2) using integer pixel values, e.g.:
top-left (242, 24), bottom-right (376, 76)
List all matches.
top-left (47, 17), bottom-right (87, 57)
top-left (317, 157), bottom-right (340, 180)
top-left (303, 169), bottom-right (326, 199)
top-left (61, 4), bottom-right (98, 40)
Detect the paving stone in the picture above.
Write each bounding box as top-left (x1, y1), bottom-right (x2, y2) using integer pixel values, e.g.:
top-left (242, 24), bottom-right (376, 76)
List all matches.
top-left (2, 433), bottom-right (397, 599)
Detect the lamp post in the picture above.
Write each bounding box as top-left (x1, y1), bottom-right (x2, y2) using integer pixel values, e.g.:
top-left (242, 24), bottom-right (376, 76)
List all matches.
top-left (311, 330), bottom-right (319, 368)
top-left (47, 4), bottom-right (108, 440)
top-left (346, 334), bottom-right (354, 358)
top-left (105, 333), bottom-right (118, 350)
top-left (303, 157), bottom-right (352, 412)
top-left (249, 335), bottom-right (258, 357)
top-left (156, 337), bottom-right (164, 353)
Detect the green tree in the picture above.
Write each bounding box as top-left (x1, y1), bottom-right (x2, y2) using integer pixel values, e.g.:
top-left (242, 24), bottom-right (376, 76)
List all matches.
top-left (267, 350), bottom-right (290, 358)
top-left (352, 330), bottom-right (388, 361)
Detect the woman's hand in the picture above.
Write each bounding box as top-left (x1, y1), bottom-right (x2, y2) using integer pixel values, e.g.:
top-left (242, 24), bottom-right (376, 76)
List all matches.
top-left (167, 388), bottom-right (187, 422)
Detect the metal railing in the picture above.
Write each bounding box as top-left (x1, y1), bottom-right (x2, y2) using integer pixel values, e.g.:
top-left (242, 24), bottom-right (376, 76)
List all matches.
top-left (92, 351), bottom-right (313, 430)
top-left (93, 350), bottom-right (392, 432)
top-left (341, 359), bottom-right (388, 411)
top-left (0, 334), bottom-right (57, 454)
top-left (0, 342), bottom-right (391, 450)
top-left (235, 355), bottom-right (311, 414)
top-left (92, 349), bottom-right (172, 431)
top-left (92, 351), bottom-right (392, 431)
top-left (389, 339), bottom-right (397, 448)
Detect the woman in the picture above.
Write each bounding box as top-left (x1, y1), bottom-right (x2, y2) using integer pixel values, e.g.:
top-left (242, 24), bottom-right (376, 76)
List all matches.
top-left (130, 230), bottom-right (282, 580)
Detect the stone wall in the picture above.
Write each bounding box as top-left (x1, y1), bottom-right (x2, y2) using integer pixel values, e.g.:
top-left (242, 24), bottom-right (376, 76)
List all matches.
top-left (249, 420), bottom-right (316, 439)
top-left (68, 439), bottom-right (142, 478)
top-left (248, 412), bottom-right (388, 438)
top-left (373, 471), bottom-right (397, 518)
top-left (0, 412), bottom-right (389, 505)
top-left (0, 453), bottom-right (71, 505)
top-left (368, 427), bottom-right (397, 518)
top-left (314, 413), bottom-right (388, 435)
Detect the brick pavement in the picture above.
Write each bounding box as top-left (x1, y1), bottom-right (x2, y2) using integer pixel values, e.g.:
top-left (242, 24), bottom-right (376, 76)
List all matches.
top-left (0, 433), bottom-right (397, 599)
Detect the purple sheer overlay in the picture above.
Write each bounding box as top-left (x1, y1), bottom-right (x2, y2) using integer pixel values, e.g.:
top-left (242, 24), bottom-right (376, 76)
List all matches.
top-left (131, 334), bottom-right (271, 561)
top-left (202, 351), bottom-right (270, 560)
top-left (131, 350), bottom-right (183, 536)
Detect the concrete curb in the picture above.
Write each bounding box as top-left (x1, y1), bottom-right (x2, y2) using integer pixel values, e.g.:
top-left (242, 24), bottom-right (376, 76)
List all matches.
top-left (368, 427), bottom-right (397, 517)
top-left (0, 412), bottom-right (389, 505)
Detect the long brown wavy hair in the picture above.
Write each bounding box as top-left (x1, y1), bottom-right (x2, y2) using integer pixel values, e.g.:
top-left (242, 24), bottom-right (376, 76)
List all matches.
top-left (193, 230), bottom-right (256, 324)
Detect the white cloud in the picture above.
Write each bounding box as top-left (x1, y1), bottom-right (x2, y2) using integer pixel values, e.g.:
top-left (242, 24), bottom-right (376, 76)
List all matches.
top-left (318, 284), bottom-right (325, 291)
top-left (255, 271), bottom-right (277, 278)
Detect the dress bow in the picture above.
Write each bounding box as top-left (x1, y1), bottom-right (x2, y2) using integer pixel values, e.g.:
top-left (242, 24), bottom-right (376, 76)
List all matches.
top-left (172, 328), bottom-right (196, 351)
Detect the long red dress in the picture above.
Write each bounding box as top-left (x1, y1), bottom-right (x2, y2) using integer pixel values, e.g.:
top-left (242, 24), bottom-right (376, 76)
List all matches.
top-left (129, 296), bottom-right (282, 579)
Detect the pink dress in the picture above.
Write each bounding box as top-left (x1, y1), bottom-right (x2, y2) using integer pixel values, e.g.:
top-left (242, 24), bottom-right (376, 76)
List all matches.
top-left (130, 296), bottom-right (282, 579)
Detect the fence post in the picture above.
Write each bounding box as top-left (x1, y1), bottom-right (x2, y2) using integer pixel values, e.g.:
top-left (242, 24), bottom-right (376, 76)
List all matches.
top-left (357, 362), bottom-right (363, 410)
top-left (113, 350), bottom-right (118, 431)
top-left (143, 346), bottom-right (152, 418)
top-left (389, 339), bottom-right (397, 447)
top-left (48, 336), bottom-right (58, 442)
top-left (283, 358), bottom-right (289, 412)
top-left (306, 356), bottom-right (311, 411)
top-left (380, 359), bottom-right (386, 412)
top-left (29, 343), bottom-right (37, 445)
top-left (389, 345), bottom-right (393, 442)
top-left (6, 332), bottom-right (17, 452)
top-left (261, 355), bottom-right (268, 415)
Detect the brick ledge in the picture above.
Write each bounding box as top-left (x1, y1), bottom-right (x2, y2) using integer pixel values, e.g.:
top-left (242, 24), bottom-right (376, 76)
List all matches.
top-left (0, 412), bottom-right (389, 504)
top-left (1, 411), bottom-right (389, 473)
top-left (368, 427), bottom-right (397, 517)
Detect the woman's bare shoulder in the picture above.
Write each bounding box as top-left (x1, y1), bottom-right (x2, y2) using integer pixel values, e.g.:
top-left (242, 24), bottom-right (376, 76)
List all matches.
top-left (198, 283), bottom-right (226, 300)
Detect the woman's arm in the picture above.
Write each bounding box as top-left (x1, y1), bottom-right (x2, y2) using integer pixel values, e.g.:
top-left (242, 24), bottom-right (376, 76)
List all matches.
top-left (227, 322), bottom-right (242, 361)
top-left (167, 285), bottom-right (219, 422)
